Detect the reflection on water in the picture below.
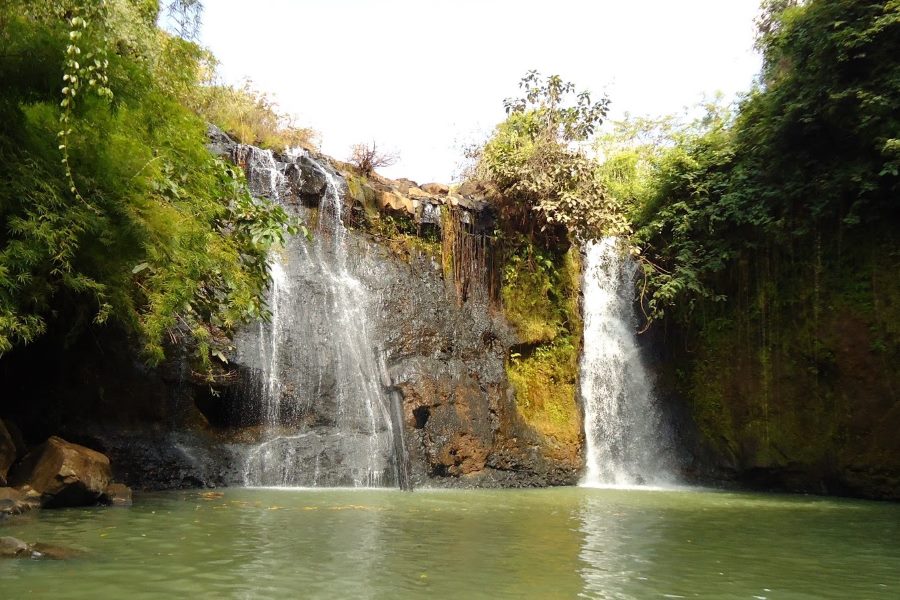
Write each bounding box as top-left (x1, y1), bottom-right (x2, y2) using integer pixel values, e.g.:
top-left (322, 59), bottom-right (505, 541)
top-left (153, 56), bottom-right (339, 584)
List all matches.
top-left (1, 488), bottom-right (898, 599)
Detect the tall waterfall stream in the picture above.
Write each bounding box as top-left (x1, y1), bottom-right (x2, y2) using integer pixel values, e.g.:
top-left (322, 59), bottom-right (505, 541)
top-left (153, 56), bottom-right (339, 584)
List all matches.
top-left (580, 237), bottom-right (675, 487)
top-left (234, 148), bottom-right (406, 488)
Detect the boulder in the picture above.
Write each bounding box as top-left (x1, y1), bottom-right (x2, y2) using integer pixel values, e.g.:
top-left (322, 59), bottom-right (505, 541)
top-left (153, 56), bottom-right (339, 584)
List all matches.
top-left (421, 182), bottom-right (449, 196)
top-left (394, 178), bottom-right (419, 194)
top-left (0, 486), bottom-right (40, 517)
top-left (101, 482), bottom-right (133, 507)
top-left (296, 155), bottom-right (328, 196)
top-left (205, 124), bottom-right (236, 158)
top-left (3, 419), bottom-right (27, 459)
top-left (0, 536), bottom-right (78, 560)
top-left (376, 189), bottom-right (414, 215)
top-left (0, 536), bottom-right (30, 558)
top-left (0, 420), bottom-right (16, 485)
top-left (407, 186), bottom-right (432, 200)
top-left (9, 436), bottom-right (111, 508)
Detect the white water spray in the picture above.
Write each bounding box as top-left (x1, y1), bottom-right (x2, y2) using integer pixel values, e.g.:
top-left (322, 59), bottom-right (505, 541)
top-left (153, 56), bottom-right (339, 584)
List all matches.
top-left (580, 237), bottom-right (674, 487)
top-left (236, 148), bottom-right (400, 487)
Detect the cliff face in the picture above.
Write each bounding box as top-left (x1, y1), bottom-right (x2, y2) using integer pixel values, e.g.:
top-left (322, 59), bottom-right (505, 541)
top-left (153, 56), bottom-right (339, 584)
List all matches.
top-left (653, 234), bottom-right (900, 500)
top-left (365, 240), bottom-right (580, 486)
top-left (3, 128), bottom-right (896, 499)
top-left (219, 130), bottom-right (582, 487)
top-left (0, 129), bottom-right (581, 490)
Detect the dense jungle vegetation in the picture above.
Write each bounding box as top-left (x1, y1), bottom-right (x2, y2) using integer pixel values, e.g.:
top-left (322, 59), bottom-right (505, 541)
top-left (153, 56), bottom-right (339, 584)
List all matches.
top-left (0, 0), bottom-right (308, 368)
top-left (469, 0), bottom-right (898, 471)
top-left (1, 0), bottom-right (897, 472)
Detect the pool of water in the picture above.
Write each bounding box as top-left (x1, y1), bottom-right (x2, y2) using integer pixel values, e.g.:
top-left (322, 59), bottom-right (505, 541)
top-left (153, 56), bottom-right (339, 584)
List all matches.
top-left (1, 487), bottom-right (898, 599)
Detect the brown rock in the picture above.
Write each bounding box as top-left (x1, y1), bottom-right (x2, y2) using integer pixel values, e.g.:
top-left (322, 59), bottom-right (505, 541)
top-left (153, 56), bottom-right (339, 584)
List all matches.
top-left (457, 179), bottom-right (485, 197)
top-left (376, 189), bottom-right (415, 215)
top-left (0, 487), bottom-right (23, 515)
top-left (17, 485), bottom-right (42, 510)
top-left (0, 536), bottom-right (30, 558)
top-left (421, 182), bottom-right (449, 196)
top-left (30, 542), bottom-right (82, 560)
top-left (0, 537), bottom-right (80, 560)
top-left (102, 483), bottom-right (133, 507)
top-left (407, 186), bottom-right (432, 200)
top-left (3, 420), bottom-right (27, 460)
top-left (0, 420), bottom-right (16, 486)
top-left (9, 436), bottom-right (111, 508)
top-left (394, 178), bottom-right (419, 194)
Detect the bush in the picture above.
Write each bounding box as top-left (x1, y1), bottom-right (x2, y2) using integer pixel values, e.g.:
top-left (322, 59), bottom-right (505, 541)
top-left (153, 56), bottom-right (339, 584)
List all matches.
top-left (0, 0), bottom-right (296, 369)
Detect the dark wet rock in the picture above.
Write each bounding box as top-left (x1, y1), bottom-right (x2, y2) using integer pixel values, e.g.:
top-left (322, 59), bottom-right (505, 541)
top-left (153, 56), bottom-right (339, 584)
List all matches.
top-left (77, 429), bottom-right (246, 490)
top-left (101, 482), bottom-right (133, 507)
top-left (295, 155), bottom-right (328, 196)
top-left (3, 419), bottom-right (27, 462)
top-left (9, 436), bottom-right (111, 508)
top-left (0, 419), bottom-right (16, 486)
top-left (0, 537), bottom-right (79, 560)
top-left (365, 243), bottom-right (580, 487)
top-left (205, 124), bottom-right (237, 158)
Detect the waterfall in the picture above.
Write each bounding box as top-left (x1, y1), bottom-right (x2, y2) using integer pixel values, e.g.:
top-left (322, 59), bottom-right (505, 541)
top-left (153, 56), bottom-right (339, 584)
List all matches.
top-left (234, 147), bottom-right (405, 488)
top-left (580, 237), bottom-right (674, 487)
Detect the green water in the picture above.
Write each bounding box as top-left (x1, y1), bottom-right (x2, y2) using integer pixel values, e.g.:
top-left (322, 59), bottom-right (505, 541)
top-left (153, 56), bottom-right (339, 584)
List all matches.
top-left (1, 487), bottom-right (898, 599)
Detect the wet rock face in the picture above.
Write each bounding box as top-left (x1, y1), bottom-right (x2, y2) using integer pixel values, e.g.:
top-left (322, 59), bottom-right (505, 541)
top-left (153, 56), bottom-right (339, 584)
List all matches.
top-left (0, 133), bottom-right (577, 491)
top-left (361, 242), bottom-right (579, 487)
top-left (9, 436), bottom-right (111, 507)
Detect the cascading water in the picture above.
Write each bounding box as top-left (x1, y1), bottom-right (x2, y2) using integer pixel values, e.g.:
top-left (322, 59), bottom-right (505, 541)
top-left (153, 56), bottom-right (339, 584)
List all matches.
top-left (233, 147), bottom-right (403, 488)
top-left (580, 237), bottom-right (674, 487)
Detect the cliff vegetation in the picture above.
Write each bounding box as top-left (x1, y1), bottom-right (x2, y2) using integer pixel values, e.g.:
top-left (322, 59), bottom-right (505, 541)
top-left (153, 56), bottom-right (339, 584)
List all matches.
top-left (0, 0), bottom-right (300, 368)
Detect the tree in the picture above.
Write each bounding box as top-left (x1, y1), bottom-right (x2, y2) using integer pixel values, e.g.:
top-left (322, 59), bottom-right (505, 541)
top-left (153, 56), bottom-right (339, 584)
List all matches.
top-left (348, 141), bottom-right (398, 176)
top-left (629, 0), bottom-right (900, 325)
top-left (476, 71), bottom-right (629, 242)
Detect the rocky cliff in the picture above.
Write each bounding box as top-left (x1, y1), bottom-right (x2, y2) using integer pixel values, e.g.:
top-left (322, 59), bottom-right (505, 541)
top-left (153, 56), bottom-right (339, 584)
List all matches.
top-left (0, 128), bottom-right (581, 490)
top-left (649, 233), bottom-right (900, 501)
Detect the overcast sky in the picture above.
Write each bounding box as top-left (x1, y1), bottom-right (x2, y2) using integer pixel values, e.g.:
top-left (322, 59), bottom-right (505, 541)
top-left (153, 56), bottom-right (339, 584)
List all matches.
top-left (199, 0), bottom-right (763, 183)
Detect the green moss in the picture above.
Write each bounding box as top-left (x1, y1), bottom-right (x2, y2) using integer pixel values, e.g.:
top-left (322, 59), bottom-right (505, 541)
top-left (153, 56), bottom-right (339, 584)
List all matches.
top-left (678, 231), bottom-right (900, 475)
top-left (501, 240), bottom-right (581, 345)
top-left (507, 338), bottom-right (581, 444)
top-left (368, 210), bottom-right (440, 262)
top-left (502, 241), bottom-right (583, 445)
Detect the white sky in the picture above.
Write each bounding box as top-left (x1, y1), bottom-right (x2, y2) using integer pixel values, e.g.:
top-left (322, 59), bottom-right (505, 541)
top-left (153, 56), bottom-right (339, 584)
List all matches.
top-left (199, 0), bottom-right (762, 183)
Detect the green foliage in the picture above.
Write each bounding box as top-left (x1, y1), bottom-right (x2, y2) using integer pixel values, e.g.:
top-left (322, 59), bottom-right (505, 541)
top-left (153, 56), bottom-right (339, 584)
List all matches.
top-left (612, 0), bottom-right (900, 473)
top-left (629, 0), bottom-right (900, 324)
top-left (369, 210), bottom-right (441, 261)
top-left (507, 339), bottom-right (580, 444)
top-left (0, 0), bottom-right (295, 366)
top-left (476, 72), bottom-right (629, 241)
top-left (193, 81), bottom-right (319, 152)
top-left (501, 238), bottom-right (580, 344)
top-left (502, 241), bottom-right (582, 444)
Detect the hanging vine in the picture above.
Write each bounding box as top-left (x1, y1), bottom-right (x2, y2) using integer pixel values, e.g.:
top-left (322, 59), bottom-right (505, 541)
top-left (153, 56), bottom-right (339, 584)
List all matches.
top-left (58, 0), bottom-right (113, 210)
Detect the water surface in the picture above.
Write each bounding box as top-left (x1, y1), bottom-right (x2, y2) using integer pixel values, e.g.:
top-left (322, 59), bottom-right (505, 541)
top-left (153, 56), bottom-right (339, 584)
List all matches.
top-left (2, 487), bottom-right (898, 599)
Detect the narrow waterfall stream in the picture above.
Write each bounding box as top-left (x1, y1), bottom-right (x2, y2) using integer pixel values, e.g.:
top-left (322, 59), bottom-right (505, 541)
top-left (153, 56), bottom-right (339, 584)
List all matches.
top-left (234, 148), bottom-right (404, 488)
top-left (580, 237), bottom-right (675, 487)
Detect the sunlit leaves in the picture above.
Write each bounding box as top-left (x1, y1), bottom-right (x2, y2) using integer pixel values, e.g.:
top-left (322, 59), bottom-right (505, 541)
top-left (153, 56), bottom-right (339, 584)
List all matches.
top-left (481, 72), bottom-right (626, 242)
